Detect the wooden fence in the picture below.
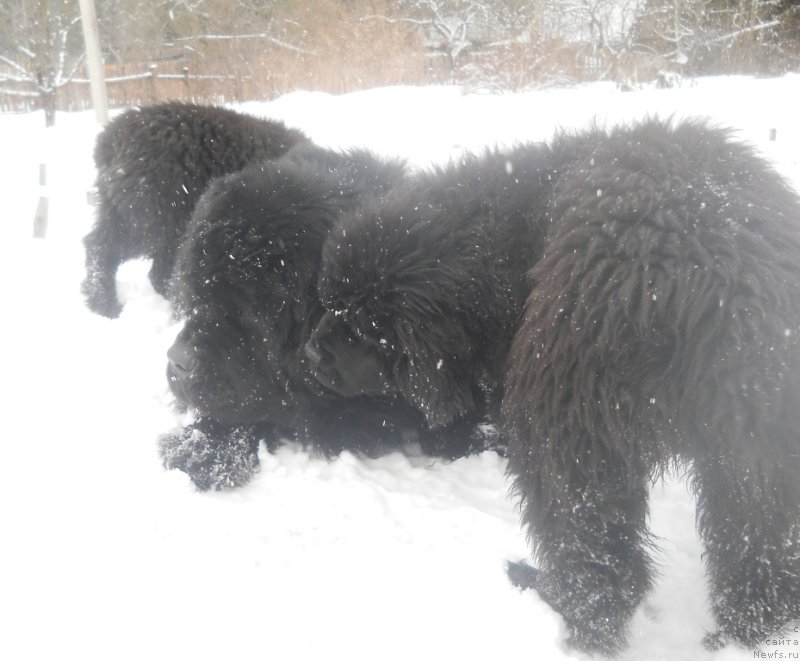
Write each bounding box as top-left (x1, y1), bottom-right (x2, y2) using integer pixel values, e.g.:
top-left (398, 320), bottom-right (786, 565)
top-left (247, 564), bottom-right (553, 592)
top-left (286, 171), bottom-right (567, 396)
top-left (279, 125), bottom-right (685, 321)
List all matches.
top-left (0, 64), bottom-right (249, 114)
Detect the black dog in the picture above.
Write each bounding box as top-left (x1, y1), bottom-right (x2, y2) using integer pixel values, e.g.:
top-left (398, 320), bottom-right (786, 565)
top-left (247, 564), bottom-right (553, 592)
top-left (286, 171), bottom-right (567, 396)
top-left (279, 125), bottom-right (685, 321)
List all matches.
top-left (160, 145), bottom-right (495, 490)
top-left (306, 119), bottom-right (800, 654)
top-left (82, 102), bottom-right (307, 317)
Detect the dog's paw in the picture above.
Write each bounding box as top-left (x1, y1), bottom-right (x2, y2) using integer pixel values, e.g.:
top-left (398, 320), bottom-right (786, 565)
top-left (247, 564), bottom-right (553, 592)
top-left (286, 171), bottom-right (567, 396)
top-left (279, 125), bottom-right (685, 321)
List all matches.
top-left (159, 419), bottom-right (261, 491)
top-left (506, 560), bottom-right (539, 590)
top-left (702, 630), bottom-right (731, 651)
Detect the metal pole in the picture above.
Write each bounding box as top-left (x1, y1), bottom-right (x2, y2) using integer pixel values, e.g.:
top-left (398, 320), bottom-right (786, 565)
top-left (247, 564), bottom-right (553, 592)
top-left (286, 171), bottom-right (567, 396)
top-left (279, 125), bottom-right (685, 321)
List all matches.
top-left (78, 0), bottom-right (108, 125)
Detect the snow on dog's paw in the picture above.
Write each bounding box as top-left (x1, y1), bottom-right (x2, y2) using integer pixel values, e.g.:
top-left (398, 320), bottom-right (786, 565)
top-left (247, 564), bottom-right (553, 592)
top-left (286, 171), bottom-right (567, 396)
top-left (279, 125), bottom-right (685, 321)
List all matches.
top-left (506, 560), bottom-right (539, 590)
top-left (158, 419), bottom-right (261, 491)
top-left (702, 630), bottom-right (729, 651)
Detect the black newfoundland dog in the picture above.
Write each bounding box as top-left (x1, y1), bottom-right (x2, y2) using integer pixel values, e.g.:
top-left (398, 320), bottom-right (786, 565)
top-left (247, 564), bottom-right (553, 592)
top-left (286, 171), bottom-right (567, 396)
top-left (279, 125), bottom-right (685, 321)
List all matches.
top-left (305, 119), bottom-right (800, 654)
top-left (82, 102), bottom-right (307, 318)
top-left (160, 145), bottom-right (495, 490)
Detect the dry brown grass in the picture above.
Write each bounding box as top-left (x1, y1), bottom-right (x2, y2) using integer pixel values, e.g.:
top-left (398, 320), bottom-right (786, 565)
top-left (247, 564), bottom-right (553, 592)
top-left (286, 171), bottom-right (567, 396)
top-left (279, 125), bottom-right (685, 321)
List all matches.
top-left (4, 0), bottom-right (795, 115)
top-left (48, 1), bottom-right (430, 112)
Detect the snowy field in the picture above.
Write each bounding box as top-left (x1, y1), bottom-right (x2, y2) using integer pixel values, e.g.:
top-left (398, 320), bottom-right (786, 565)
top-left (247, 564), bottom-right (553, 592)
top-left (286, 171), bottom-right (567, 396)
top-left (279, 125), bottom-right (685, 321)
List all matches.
top-left (2, 75), bottom-right (799, 661)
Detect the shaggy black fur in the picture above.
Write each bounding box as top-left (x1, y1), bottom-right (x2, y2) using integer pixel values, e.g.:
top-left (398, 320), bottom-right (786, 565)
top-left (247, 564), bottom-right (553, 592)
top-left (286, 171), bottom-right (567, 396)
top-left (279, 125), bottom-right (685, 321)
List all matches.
top-left (82, 102), bottom-right (307, 317)
top-left (161, 145), bottom-right (495, 490)
top-left (307, 119), bottom-right (800, 654)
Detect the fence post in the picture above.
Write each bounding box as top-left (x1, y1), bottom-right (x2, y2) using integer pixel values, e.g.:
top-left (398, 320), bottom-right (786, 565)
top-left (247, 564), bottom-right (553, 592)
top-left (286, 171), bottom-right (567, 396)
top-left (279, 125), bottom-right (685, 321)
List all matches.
top-left (32, 162), bottom-right (48, 238)
top-left (149, 63), bottom-right (158, 101)
top-left (183, 66), bottom-right (191, 102)
top-left (233, 71), bottom-right (241, 102)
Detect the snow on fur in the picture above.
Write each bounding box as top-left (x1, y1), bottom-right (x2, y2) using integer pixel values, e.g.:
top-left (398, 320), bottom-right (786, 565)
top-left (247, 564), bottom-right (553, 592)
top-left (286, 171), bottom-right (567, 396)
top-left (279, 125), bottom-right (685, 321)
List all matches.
top-left (3, 74), bottom-right (798, 661)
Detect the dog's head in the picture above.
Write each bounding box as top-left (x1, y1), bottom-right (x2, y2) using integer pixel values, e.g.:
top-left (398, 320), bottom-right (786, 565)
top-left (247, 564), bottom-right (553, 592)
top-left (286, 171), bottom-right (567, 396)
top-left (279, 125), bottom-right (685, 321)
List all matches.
top-left (306, 191), bottom-right (479, 429)
top-left (167, 160), bottom-right (335, 426)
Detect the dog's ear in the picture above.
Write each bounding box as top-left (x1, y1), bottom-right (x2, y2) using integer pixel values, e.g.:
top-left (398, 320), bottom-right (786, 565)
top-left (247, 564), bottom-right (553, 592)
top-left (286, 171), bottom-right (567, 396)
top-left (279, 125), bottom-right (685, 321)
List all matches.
top-left (228, 227), bottom-right (287, 266)
top-left (392, 309), bottom-right (477, 429)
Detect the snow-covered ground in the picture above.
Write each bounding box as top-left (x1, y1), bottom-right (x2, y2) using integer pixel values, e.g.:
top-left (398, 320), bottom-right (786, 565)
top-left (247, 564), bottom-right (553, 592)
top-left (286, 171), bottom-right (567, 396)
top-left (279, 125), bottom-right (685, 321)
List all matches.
top-left (2, 75), bottom-right (799, 661)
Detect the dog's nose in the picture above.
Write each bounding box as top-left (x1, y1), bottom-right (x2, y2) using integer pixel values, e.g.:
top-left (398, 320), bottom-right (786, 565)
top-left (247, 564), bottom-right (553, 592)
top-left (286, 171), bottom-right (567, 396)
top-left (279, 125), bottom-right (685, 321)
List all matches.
top-left (167, 337), bottom-right (199, 373)
top-left (304, 337), bottom-right (323, 365)
top-left (306, 311), bottom-right (340, 367)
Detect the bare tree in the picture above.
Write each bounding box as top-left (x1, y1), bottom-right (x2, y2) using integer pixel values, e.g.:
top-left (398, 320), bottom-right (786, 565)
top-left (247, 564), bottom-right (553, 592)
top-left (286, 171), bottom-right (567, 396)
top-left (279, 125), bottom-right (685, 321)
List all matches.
top-left (0, 0), bottom-right (85, 126)
top-left (633, 0), bottom-right (796, 75)
top-left (397, 0), bottom-right (532, 69)
top-left (1, 0), bottom-right (796, 114)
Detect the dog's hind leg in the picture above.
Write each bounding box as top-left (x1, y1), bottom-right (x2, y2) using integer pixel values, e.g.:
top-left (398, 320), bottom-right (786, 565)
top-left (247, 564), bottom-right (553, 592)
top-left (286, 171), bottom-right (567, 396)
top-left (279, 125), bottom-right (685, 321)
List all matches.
top-left (506, 429), bottom-right (656, 655)
top-left (81, 198), bottom-right (125, 318)
top-left (691, 446), bottom-right (800, 648)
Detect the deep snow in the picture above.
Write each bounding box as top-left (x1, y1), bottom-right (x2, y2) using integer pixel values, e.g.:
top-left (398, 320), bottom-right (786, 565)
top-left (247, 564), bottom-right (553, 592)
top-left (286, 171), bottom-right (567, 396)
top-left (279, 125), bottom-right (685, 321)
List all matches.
top-left (2, 74), bottom-right (799, 661)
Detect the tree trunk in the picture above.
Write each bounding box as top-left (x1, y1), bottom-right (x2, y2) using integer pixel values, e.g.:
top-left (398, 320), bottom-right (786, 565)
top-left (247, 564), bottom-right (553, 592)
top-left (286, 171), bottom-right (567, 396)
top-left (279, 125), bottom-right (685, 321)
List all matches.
top-left (41, 88), bottom-right (56, 127)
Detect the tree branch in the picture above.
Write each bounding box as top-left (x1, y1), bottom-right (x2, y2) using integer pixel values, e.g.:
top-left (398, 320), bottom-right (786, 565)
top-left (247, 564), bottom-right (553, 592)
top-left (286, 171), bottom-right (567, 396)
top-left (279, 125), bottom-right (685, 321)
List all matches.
top-left (0, 53), bottom-right (34, 81)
